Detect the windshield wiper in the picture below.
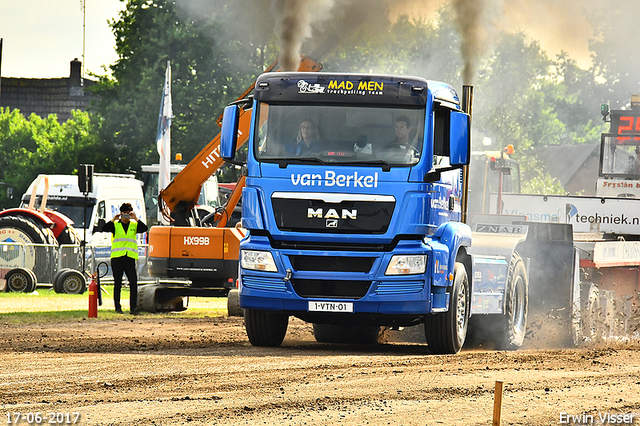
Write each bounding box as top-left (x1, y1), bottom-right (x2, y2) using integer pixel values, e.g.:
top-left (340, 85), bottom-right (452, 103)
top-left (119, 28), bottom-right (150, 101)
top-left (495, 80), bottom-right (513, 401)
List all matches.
top-left (277, 157), bottom-right (326, 168)
top-left (349, 159), bottom-right (392, 172)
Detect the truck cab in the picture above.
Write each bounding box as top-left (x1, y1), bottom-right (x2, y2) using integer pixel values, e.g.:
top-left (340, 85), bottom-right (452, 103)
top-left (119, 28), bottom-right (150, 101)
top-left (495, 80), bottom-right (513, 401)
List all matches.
top-left (222, 72), bottom-right (478, 353)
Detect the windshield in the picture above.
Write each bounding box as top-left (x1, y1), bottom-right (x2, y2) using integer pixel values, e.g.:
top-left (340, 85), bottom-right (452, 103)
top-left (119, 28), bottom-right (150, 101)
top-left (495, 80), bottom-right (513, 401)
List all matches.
top-left (255, 103), bottom-right (425, 166)
top-left (601, 133), bottom-right (640, 178)
top-left (21, 196), bottom-right (96, 228)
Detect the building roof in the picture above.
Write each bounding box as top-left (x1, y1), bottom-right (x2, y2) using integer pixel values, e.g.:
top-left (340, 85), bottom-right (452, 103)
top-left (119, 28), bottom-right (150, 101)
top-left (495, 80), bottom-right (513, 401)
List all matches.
top-left (536, 142), bottom-right (600, 187)
top-left (0, 59), bottom-right (96, 123)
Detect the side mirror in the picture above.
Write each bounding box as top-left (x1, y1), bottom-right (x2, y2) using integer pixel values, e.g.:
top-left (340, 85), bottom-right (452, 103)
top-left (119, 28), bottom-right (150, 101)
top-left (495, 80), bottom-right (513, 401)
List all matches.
top-left (220, 104), bottom-right (241, 161)
top-left (93, 218), bottom-right (106, 233)
top-left (449, 110), bottom-right (470, 166)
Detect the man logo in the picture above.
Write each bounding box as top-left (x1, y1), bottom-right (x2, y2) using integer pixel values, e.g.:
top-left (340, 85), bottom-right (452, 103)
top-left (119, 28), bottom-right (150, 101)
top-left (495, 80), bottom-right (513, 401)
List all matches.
top-left (326, 219), bottom-right (338, 228)
top-left (307, 208), bottom-right (357, 220)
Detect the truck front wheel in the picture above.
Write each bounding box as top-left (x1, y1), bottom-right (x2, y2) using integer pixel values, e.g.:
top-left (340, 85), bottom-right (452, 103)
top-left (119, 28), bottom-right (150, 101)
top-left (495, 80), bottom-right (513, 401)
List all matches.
top-left (424, 262), bottom-right (469, 354)
top-left (244, 309), bottom-right (289, 347)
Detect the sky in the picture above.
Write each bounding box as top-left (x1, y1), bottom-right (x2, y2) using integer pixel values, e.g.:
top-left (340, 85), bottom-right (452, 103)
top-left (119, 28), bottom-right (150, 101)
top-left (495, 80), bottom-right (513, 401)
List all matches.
top-left (0, 0), bottom-right (124, 79)
top-left (0, 0), bottom-right (613, 80)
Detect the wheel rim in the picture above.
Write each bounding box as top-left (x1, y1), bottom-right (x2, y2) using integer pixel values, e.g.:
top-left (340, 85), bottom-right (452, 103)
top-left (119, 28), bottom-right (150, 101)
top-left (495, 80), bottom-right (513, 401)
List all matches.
top-left (456, 280), bottom-right (468, 342)
top-left (512, 275), bottom-right (526, 335)
top-left (8, 273), bottom-right (29, 292)
top-left (64, 275), bottom-right (83, 294)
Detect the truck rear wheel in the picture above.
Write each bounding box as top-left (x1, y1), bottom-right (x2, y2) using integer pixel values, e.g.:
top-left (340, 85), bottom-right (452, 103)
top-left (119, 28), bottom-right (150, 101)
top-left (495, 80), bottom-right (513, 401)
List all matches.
top-left (500, 253), bottom-right (528, 349)
top-left (468, 253), bottom-right (528, 350)
top-left (312, 323), bottom-right (381, 344)
top-left (424, 262), bottom-right (469, 354)
top-left (244, 309), bottom-right (288, 347)
top-left (5, 268), bottom-right (36, 293)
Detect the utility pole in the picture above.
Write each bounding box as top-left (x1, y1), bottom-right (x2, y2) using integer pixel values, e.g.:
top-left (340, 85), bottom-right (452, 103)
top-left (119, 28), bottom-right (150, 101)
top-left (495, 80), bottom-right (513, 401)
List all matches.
top-left (81, 0), bottom-right (86, 80)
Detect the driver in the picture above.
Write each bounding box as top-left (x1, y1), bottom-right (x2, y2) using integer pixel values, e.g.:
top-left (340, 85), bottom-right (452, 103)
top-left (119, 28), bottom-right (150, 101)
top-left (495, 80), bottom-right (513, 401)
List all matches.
top-left (384, 116), bottom-right (415, 151)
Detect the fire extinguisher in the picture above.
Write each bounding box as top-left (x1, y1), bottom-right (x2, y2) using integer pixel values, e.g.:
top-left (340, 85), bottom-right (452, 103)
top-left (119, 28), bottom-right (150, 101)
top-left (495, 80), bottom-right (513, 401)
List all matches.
top-left (88, 274), bottom-right (98, 318)
top-left (88, 262), bottom-right (109, 318)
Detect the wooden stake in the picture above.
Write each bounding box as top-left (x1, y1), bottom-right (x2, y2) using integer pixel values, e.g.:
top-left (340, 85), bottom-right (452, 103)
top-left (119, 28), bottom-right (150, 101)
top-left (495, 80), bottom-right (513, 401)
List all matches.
top-left (493, 380), bottom-right (504, 426)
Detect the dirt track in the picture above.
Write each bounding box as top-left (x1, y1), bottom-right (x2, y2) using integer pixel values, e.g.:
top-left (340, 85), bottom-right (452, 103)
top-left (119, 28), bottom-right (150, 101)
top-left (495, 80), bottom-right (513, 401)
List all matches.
top-left (1, 315), bottom-right (640, 426)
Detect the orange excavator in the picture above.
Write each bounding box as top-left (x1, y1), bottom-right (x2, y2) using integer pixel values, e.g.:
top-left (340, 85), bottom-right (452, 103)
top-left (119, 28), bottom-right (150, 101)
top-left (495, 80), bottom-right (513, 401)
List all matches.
top-left (143, 56), bottom-right (323, 313)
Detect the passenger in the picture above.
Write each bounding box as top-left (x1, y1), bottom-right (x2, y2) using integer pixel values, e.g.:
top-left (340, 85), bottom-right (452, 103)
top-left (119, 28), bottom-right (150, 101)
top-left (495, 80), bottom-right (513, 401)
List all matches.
top-left (292, 119), bottom-right (321, 156)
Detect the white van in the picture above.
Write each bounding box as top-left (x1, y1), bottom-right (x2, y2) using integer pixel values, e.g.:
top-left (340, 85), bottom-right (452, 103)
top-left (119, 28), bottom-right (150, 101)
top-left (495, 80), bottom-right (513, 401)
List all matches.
top-left (21, 173), bottom-right (147, 250)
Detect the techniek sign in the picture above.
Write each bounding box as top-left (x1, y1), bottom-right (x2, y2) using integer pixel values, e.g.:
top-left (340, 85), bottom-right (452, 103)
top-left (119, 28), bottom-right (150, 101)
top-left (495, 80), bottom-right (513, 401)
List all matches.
top-left (492, 193), bottom-right (640, 234)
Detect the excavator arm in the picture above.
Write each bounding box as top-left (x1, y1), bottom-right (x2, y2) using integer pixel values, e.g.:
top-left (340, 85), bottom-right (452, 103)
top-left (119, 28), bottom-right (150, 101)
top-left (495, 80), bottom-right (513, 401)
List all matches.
top-left (158, 56), bottom-right (322, 225)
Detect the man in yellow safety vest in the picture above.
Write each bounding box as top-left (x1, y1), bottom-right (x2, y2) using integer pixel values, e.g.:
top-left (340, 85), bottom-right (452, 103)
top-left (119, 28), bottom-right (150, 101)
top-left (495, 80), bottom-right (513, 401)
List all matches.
top-left (102, 203), bottom-right (148, 314)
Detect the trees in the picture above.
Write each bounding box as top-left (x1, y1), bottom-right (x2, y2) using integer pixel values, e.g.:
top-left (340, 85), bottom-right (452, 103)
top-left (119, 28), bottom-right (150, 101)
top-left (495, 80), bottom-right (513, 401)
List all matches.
top-left (89, 0), bottom-right (270, 174)
top-left (0, 108), bottom-right (105, 209)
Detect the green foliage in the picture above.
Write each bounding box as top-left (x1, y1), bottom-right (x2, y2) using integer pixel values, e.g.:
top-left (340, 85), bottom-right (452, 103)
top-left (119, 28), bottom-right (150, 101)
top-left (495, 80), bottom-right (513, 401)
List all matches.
top-left (89, 0), bottom-right (271, 174)
top-left (2, 2), bottom-right (637, 201)
top-left (0, 108), bottom-right (105, 209)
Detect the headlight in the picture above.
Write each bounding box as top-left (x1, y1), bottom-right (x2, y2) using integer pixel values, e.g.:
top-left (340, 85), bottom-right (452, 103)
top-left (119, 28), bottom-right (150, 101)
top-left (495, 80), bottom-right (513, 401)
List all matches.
top-left (385, 255), bottom-right (427, 275)
top-left (241, 250), bottom-right (278, 272)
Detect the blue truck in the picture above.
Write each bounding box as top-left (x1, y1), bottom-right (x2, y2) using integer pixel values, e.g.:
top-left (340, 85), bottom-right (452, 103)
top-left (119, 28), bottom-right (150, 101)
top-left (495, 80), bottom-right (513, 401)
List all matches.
top-left (220, 72), bottom-right (576, 354)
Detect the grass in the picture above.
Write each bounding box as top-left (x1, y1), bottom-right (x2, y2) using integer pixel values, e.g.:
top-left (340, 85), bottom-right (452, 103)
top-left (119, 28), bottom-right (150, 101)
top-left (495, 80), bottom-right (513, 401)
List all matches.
top-left (0, 285), bottom-right (229, 324)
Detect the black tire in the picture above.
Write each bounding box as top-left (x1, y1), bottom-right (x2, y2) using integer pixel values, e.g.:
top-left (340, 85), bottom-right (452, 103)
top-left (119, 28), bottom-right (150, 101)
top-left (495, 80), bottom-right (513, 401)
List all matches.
top-left (227, 289), bottom-right (243, 317)
top-left (5, 268), bottom-right (35, 293)
top-left (424, 262), bottom-right (470, 354)
top-left (56, 225), bottom-right (81, 245)
top-left (0, 215), bottom-right (58, 283)
top-left (312, 323), bottom-right (381, 344)
top-left (580, 282), bottom-right (602, 344)
top-left (500, 253), bottom-right (528, 349)
top-left (0, 215), bottom-right (55, 245)
top-left (53, 268), bottom-right (72, 293)
top-left (58, 270), bottom-right (86, 294)
top-left (467, 253), bottom-right (528, 350)
top-left (25, 268), bottom-right (38, 292)
top-left (244, 309), bottom-right (289, 347)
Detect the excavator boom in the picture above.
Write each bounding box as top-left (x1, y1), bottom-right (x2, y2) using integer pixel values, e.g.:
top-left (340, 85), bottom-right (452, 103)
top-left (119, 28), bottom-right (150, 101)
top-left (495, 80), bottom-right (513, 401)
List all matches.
top-left (158, 56), bottom-right (322, 223)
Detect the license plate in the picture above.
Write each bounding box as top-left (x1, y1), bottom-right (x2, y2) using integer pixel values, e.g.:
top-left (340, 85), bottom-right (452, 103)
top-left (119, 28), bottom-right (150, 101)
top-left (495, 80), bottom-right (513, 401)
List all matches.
top-left (308, 301), bottom-right (354, 313)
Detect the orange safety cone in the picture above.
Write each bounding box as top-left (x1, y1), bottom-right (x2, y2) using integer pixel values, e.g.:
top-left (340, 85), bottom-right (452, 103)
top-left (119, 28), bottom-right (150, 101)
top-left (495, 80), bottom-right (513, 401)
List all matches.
top-left (88, 274), bottom-right (98, 318)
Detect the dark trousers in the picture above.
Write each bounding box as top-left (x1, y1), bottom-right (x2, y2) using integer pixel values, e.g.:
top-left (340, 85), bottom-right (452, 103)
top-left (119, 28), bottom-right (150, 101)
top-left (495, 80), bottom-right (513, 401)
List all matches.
top-left (111, 255), bottom-right (138, 311)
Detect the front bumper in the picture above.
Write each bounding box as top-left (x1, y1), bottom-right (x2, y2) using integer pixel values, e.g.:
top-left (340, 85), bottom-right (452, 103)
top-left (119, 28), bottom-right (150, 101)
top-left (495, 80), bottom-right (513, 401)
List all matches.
top-left (238, 235), bottom-right (451, 317)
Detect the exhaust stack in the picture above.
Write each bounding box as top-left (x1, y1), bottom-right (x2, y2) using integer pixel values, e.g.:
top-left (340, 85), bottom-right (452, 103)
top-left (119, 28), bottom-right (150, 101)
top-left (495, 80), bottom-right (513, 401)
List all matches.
top-left (461, 85), bottom-right (473, 224)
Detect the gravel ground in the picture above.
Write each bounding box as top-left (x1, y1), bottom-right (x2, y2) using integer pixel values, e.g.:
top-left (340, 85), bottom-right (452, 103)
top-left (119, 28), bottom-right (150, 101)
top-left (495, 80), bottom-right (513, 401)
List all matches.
top-left (2, 312), bottom-right (640, 426)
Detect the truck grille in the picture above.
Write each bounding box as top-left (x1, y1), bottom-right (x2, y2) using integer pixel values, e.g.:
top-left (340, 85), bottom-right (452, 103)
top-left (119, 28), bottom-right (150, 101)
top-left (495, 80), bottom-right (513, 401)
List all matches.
top-left (291, 279), bottom-right (372, 299)
top-left (272, 197), bottom-right (394, 234)
top-left (289, 255), bottom-right (375, 273)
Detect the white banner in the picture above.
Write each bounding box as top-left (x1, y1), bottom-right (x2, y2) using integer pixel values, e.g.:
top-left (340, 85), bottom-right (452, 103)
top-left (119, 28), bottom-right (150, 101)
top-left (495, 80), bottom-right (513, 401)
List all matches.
top-left (494, 193), bottom-right (640, 235)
